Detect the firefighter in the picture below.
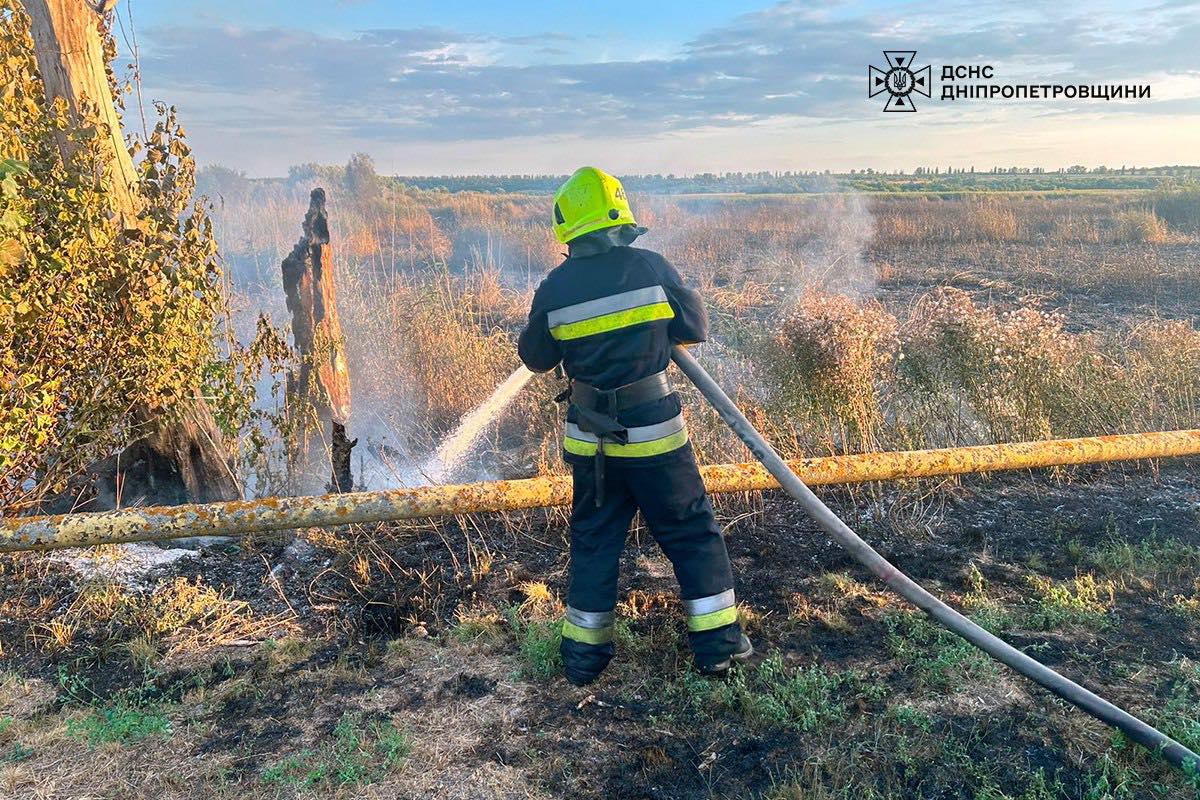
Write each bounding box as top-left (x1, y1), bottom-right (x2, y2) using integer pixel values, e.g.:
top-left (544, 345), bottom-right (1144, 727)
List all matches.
top-left (517, 166), bottom-right (752, 686)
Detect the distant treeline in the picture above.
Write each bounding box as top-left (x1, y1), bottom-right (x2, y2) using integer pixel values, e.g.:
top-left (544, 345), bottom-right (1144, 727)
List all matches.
top-left (397, 166), bottom-right (1200, 195)
top-left (198, 156), bottom-right (1200, 200)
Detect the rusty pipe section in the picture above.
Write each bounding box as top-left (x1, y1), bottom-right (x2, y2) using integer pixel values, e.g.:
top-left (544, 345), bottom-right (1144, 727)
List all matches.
top-left (698, 428), bottom-right (1200, 492)
top-left (4, 429), bottom-right (1200, 553)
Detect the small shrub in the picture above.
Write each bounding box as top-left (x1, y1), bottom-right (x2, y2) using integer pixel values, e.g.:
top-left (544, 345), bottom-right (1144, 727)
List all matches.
top-left (901, 288), bottom-right (1098, 441)
top-left (1024, 573), bottom-right (1115, 630)
top-left (774, 291), bottom-right (899, 449)
top-left (1111, 210), bottom-right (1167, 243)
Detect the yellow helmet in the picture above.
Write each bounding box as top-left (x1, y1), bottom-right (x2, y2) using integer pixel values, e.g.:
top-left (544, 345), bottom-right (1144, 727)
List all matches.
top-left (552, 166), bottom-right (638, 244)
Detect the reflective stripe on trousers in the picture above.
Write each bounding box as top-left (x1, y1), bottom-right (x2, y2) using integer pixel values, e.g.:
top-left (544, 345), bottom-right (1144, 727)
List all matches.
top-left (547, 285), bottom-right (675, 341)
top-left (684, 589), bottom-right (738, 632)
top-left (563, 414), bottom-right (688, 458)
top-left (561, 605), bottom-right (615, 645)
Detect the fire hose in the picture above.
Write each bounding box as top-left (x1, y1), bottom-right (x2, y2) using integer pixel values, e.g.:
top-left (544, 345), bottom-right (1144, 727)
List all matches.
top-left (670, 344), bottom-right (1200, 775)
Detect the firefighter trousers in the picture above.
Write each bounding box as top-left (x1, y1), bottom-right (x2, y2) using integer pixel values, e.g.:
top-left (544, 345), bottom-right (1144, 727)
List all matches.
top-left (560, 445), bottom-right (743, 684)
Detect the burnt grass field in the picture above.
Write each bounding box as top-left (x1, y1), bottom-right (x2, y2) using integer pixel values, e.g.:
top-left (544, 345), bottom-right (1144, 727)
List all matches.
top-left (3, 191), bottom-right (1200, 799)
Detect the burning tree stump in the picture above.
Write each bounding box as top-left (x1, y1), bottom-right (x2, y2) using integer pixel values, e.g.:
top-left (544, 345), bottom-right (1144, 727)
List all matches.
top-left (281, 188), bottom-right (355, 492)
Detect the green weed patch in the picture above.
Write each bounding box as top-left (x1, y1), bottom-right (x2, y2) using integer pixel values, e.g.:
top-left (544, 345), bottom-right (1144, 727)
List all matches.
top-left (673, 655), bottom-right (883, 732)
top-left (504, 607), bottom-right (562, 680)
top-left (66, 703), bottom-right (171, 746)
top-left (1024, 574), bottom-right (1115, 630)
top-left (260, 712), bottom-right (410, 788)
top-left (884, 611), bottom-right (998, 688)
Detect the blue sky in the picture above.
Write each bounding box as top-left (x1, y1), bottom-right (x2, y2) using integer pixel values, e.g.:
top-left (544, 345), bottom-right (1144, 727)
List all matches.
top-left (114, 0), bottom-right (1200, 176)
top-left (123, 1), bottom-right (746, 58)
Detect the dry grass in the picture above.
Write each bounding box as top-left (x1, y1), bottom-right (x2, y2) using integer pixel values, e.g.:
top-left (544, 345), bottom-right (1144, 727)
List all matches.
top-left (902, 288), bottom-right (1084, 442)
top-left (23, 571), bottom-right (297, 660)
top-left (1112, 210), bottom-right (1169, 243)
top-left (869, 192), bottom-right (1182, 245)
top-left (515, 580), bottom-right (561, 618)
top-left (1152, 184), bottom-right (1200, 234)
top-left (971, 198), bottom-right (1020, 241)
top-left (1172, 581), bottom-right (1200, 620)
top-left (773, 292), bottom-right (900, 450)
top-left (205, 184), bottom-right (1200, 491)
top-left (149, 577), bottom-right (297, 655)
top-left (240, 262), bottom-right (1200, 483)
top-left (785, 572), bottom-right (894, 635)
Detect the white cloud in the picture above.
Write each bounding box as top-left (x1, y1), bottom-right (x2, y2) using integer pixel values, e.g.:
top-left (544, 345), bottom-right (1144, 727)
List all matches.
top-left (133, 0), bottom-right (1200, 173)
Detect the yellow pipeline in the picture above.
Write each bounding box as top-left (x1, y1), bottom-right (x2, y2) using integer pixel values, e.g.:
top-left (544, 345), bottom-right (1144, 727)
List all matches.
top-left (3, 430), bottom-right (1199, 553)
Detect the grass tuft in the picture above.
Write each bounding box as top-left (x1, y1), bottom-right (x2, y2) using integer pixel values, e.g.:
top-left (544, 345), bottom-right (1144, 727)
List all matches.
top-left (1024, 573), bottom-right (1115, 630)
top-left (260, 712), bottom-right (410, 788)
top-left (1112, 210), bottom-right (1168, 243)
top-left (504, 605), bottom-right (562, 680)
top-left (672, 655), bottom-right (883, 732)
top-left (884, 611), bottom-right (998, 688)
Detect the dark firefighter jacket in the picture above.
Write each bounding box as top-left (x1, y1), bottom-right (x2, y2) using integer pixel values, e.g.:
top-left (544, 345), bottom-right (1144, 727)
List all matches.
top-left (517, 240), bottom-right (708, 468)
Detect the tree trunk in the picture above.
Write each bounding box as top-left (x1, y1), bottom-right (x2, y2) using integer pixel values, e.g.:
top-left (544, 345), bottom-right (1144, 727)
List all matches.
top-left (25, 0), bottom-right (240, 510)
top-left (282, 188), bottom-right (355, 492)
top-left (24, 0), bottom-right (140, 220)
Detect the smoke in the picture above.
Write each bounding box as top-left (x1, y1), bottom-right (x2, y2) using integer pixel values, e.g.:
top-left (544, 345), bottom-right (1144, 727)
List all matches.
top-left (639, 191), bottom-right (877, 301)
top-left (449, 228), bottom-right (552, 293)
top-left (637, 192), bottom-right (879, 455)
top-left (215, 187), bottom-right (881, 494)
top-left (791, 192), bottom-right (877, 301)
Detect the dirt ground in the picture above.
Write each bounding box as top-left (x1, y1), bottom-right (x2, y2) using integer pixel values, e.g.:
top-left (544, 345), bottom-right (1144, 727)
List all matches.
top-left (3, 461), bottom-right (1200, 799)
top-left (871, 241), bottom-right (1200, 330)
top-left (5, 196), bottom-right (1200, 798)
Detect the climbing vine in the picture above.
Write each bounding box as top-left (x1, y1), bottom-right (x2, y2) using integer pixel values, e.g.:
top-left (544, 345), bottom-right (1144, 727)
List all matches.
top-left (0, 2), bottom-right (229, 510)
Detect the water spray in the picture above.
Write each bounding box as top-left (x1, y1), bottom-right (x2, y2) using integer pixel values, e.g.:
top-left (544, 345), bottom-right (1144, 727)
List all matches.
top-left (422, 365), bottom-right (535, 483)
top-left (670, 344), bottom-right (1200, 775)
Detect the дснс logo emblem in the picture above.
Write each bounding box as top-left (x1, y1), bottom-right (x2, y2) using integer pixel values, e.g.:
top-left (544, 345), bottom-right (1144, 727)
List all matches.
top-left (869, 51), bottom-right (931, 112)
